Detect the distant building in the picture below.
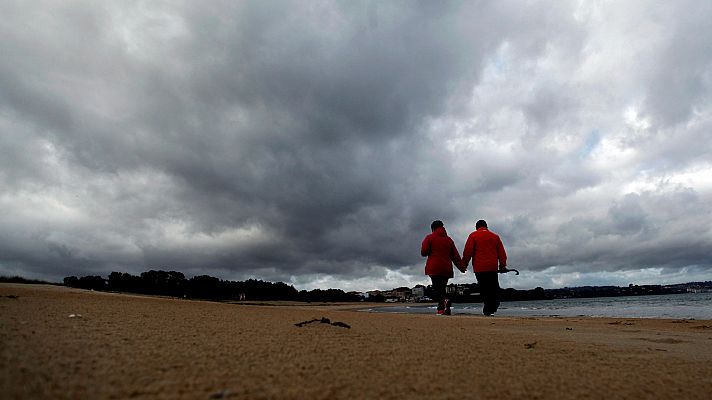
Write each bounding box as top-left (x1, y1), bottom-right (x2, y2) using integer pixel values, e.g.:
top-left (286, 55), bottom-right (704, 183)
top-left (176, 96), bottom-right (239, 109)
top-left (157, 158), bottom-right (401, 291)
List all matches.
top-left (383, 286), bottom-right (412, 302)
top-left (446, 284), bottom-right (467, 296)
top-left (348, 291), bottom-right (365, 300)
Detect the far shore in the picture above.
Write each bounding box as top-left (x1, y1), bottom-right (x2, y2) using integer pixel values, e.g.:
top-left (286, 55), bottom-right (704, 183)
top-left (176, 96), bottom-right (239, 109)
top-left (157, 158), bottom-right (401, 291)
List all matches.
top-left (2, 283), bottom-right (711, 399)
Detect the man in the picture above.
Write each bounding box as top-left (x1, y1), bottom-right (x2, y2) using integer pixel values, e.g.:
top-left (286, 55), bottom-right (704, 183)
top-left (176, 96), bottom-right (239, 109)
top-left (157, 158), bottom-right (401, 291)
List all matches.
top-left (461, 220), bottom-right (507, 316)
top-left (421, 220), bottom-right (464, 315)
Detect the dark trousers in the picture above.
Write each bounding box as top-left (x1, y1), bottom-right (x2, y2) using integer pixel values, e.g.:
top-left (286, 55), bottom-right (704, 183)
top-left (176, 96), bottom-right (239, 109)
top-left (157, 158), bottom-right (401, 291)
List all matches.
top-left (429, 275), bottom-right (449, 311)
top-left (475, 272), bottom-right (500, 315)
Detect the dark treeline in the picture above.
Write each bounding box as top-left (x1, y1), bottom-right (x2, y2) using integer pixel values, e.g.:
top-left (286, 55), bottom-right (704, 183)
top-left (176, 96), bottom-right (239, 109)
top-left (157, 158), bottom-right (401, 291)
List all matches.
top-left (0, 276), bottom-right (61, 285)
top-left (62, 270), bottom-right (366, 303)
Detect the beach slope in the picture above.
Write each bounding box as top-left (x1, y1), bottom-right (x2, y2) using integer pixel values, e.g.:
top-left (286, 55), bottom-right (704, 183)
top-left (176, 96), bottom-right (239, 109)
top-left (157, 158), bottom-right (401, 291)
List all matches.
top-left (1, 284), bottom-right (711, 399)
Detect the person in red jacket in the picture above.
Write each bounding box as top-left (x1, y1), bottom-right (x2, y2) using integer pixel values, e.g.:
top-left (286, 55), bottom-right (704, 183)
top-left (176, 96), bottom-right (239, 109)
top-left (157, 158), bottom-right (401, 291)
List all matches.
top-left (461, 219), bottom-right (507, 316)
top-left (421, 220), bottom-right (464, 315)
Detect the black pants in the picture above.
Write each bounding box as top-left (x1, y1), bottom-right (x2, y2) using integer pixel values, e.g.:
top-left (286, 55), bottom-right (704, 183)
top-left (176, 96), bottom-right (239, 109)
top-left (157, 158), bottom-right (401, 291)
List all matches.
top-left (429, 275), bottom-right (449, 311)
top-left (475, 272), bottom-right (500, 315)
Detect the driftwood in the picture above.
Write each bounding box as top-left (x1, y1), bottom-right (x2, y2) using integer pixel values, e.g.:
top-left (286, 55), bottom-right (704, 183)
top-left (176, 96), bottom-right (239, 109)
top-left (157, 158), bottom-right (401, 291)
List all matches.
top-left (295, 317), bottom-right (351, 329)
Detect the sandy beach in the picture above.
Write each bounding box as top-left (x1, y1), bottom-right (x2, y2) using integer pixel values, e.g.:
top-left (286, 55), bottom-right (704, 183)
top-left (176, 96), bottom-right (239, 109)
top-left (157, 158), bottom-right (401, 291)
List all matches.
top-left (1, 283), bottom-right (711, 399)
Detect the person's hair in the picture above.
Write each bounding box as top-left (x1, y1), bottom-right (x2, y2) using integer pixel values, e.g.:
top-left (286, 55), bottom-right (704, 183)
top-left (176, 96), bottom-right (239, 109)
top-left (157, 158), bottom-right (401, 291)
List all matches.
top-left (476, 219), bottom-right (487, 229)
top-left (431, 220), bottom-right (444, 231)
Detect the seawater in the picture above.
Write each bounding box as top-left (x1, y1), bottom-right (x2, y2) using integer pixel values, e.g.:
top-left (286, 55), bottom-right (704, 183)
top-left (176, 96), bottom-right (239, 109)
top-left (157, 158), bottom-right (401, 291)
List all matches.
top-left (365, 292), bottom-right (712, 319)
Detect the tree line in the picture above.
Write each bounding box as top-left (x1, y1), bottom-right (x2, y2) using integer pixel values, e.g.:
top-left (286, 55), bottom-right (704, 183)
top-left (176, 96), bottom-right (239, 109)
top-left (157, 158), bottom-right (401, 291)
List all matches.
top-left (62, 270), bottom-right (366, 302)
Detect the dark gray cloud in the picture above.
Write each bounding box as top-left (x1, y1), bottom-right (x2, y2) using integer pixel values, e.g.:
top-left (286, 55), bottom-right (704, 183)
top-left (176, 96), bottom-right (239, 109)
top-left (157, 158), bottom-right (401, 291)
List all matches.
top-left (1, 1), bottom-right (711, 290)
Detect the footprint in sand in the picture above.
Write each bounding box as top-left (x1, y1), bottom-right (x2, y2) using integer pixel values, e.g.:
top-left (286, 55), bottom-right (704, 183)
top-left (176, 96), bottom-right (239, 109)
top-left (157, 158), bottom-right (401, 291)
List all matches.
top-left (637, 337), bottom-right (686, 344)
top-left (691, 325), bottom-right (712, 330)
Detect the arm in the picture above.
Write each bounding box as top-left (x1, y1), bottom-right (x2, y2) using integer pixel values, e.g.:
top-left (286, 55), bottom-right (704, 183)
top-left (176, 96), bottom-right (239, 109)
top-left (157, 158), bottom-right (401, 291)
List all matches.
top-left (421, 236), bottom-right (431, 257)
top-left (461, 234), bottom-right (474, 270)
top-left (450, 239), bottom-right (464, 272)
top-left (497, 237), bottom-right (507, 271)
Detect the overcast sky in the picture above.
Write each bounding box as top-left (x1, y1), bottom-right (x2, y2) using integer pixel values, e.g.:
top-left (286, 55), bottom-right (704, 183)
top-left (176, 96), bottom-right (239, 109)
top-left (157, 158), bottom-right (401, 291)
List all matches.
top-left (1, 1), bottom-right (711, 291)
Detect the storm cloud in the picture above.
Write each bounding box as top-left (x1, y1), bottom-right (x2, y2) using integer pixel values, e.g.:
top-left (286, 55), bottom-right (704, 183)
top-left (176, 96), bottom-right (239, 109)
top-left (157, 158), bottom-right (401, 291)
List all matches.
top-left (1, 1), bottom-right (711, 290)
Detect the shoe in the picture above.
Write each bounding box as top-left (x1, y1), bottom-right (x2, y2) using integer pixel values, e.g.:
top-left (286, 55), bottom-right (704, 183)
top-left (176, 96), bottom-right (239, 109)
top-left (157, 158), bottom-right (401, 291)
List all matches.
top-left (436, 310), bottom-right (444, 315)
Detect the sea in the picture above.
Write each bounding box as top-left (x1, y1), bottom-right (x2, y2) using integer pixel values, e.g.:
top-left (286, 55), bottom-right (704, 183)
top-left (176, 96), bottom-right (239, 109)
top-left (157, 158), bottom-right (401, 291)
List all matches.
top-left (364, 292), bottom-right (712, 319)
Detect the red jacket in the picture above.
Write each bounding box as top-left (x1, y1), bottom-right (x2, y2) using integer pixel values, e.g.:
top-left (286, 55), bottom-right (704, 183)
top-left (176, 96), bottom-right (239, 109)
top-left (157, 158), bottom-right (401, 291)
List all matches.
top-left (461, 227), bottom-right (507, 273)
top-left (421, 227), bottom-right (462, 278)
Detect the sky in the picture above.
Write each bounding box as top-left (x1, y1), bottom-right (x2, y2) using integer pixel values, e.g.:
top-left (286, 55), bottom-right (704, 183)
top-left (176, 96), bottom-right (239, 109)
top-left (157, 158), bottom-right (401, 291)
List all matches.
top-left (1, 0), bottom-right (711, 292)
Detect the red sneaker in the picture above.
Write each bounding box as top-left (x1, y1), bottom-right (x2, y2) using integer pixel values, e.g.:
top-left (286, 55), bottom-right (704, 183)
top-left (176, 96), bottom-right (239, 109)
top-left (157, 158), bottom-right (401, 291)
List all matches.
top-left (436, 309), bottom-right (444, 315)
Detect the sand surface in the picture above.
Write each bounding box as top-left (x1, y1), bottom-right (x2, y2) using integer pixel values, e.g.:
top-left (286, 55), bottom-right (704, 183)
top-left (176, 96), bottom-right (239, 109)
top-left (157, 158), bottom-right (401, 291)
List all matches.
top-left (1, 283), bottom-right (712, 399)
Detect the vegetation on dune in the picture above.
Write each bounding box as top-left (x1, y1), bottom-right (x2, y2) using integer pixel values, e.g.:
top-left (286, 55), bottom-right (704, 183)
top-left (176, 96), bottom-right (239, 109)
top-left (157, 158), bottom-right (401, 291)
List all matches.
top-left (60, 270), bottom-right (365, 303)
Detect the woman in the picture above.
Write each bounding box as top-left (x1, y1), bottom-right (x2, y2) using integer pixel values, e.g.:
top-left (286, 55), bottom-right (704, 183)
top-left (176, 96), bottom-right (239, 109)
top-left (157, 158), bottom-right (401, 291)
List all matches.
top-left (421, 220), bottom-right (464, 315)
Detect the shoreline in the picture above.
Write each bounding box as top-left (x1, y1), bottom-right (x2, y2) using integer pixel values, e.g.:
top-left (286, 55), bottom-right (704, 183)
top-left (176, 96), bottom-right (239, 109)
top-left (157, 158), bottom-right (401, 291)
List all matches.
top-left (363, 298), bottom-right (712, 320)
top-left (2, 283), bottom-right (711, 399)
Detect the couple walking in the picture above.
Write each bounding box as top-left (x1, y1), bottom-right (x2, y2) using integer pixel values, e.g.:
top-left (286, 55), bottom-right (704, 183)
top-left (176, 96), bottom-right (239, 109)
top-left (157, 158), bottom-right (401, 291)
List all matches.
top-left (420, 219), bottom-right (507, 316)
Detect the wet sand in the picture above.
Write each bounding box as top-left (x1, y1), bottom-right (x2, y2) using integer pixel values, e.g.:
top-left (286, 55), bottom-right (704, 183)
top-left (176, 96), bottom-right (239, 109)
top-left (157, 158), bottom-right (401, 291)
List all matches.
top-left (1, 283), bottom-right (711, 399)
